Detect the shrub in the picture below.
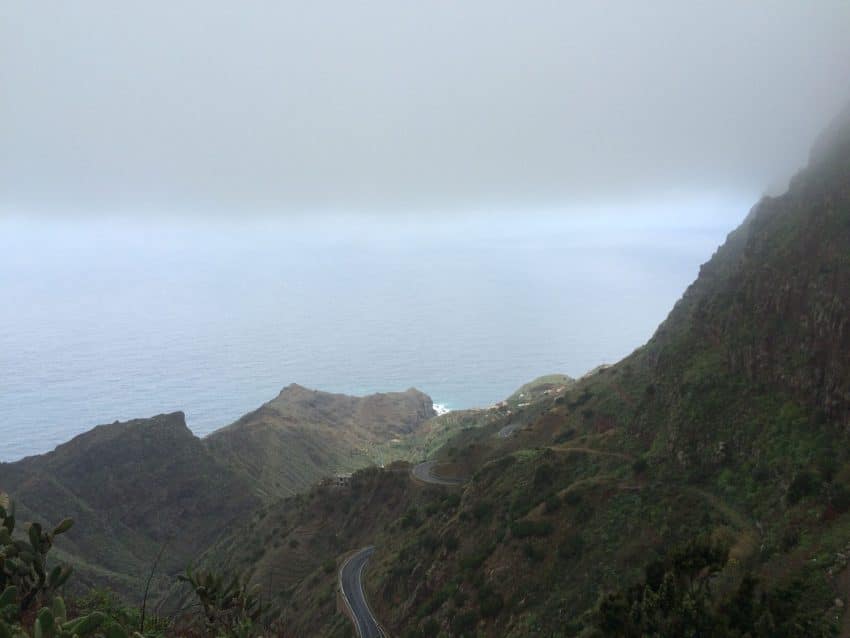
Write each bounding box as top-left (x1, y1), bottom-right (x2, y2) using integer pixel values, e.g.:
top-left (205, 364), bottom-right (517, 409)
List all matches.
top-left (557, 533), bottom-right (584, 561)
top-left (569, 390), bottom-right (594, 409)
top-left (563, 490), bottom-right (582, 506)
top-left (459, 545), bottom-right (492, 570)
top-left (0, 498), bottom-right (74, 611)
top-left (419, 533), bottom-right (439, 554)
top-left (493, 525), bottom-right (506, 543)
top-left (830, 482), bottom-right (850, 513)
top-left (400, 507), bottom-right (421, 529)
top-left (553, 429), bottom-right (576, 444)
top-left (442, 493), bottom-right (461, 510)
top-left (780, 526), bottom-right (800, 552)
top-left (473, 455), bottom-right (516, 485)
top-left (478, 585), bottom-right (503, 618)
top-left (575, 502), bottom-right (595, 523)
top-left (523, 542), bottom-right (544, 562)
top-left (421, 617), bottom-right (440, 635)
top-left (74, 588), bottom-right (170, 635)
top-left (472, 500), bottom-right (494, 523)
top-left (592, 536), bottom-right (833, 637)
top-left (417, 584), bottom-right (454, 618)
top-left (787, 470), bottom-right (819, 505)
top-left (0, 496), bottom-right (169, 638)
top-left (178, 567), bottom-right (278, 637)
top-left (752, 465), bottom-right (770, 483)
top-left (509, 496), bottom-right (536, 519)
top-left (450, 610), bottom-right (478, 636)
top-left (534, 464), bottom-right (555, 488)
top-left (510, 519), bottom-right (553, 539)
top-left (544, 494), bottom-right (561, 514)
top-left (444, 534), bottom-right (459, 552)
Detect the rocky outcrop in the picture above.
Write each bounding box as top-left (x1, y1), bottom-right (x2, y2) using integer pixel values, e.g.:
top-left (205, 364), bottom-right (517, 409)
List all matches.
top-left (649, 105), bottom-right (850, 429)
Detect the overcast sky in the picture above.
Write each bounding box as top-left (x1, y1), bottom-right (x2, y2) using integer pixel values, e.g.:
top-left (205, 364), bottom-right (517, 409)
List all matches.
top-left (2, 2), bottom-right (850, 218)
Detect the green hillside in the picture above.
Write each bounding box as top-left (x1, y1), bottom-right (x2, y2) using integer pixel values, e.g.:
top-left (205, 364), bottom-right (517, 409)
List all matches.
top-left (206, 106), bottom-right (850, 636)
top-left (0, 386), bottom-right (452, 604)
top-left (4, 105), bottom-right (850, 637)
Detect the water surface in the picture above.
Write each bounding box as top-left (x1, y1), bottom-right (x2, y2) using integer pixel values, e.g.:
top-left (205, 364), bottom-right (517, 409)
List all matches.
top-left (0, 201), bottom-right (747, 461)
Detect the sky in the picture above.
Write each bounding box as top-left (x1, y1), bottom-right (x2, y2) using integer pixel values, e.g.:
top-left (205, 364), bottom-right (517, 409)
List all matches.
top-left (2, 2), bottom-right (850, 218)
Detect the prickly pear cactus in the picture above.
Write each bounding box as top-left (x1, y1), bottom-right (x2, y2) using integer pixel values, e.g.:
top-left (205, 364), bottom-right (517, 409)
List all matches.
top-left (178, 567), bottom-right (277, 637)
top-left (0, 496), bottom-right (74, 611)
top-left (0, 589), bottom-right (141, 638)
top-left (0, 497), bottom-right (143, 638)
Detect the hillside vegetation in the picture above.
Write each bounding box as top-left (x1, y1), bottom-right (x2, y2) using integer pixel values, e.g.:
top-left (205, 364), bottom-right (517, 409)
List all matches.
top-left (3, 107), bottom-right (850, 637)
top-left (203, 107), bottom-right (850, 636)
top-left (0, 386), bottom-right (450, 604)
top-left (205, 384), bottom-right (436, 500)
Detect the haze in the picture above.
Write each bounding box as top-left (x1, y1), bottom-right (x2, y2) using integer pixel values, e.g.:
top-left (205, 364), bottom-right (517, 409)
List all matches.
top-left (2, 1), bottom-right (850, 217)
top-left (2, 2), bottom-right (850, 458)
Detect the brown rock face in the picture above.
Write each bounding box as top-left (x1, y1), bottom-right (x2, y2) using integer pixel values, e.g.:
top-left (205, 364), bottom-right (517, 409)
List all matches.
top-left (650, 106), bottom-right (850, 429)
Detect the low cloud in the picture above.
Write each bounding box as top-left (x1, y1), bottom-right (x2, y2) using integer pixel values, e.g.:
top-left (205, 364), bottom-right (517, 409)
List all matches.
top-left (2, 1), bottom-right (850, 217)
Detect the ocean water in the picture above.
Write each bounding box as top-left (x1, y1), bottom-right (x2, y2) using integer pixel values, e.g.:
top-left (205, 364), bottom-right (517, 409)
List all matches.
top-left (0, 201), bottom-right (748, 461)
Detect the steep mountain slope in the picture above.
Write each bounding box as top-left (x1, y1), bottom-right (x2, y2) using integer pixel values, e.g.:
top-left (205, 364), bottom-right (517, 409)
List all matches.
top-left (219, 110), bottom-right (850, 636)
top-left (649, 119), bottom-right (850, 431)
top-left (0, 412), bottom-right (260, 599)
top-left (0, 385), bottom-right (440, 603)
top-left (5, 108), bottom-right (849, 636)
top-left (629, 104), bottom-right (850, 486)
top-left (205, 384), bottom-right (436, 499)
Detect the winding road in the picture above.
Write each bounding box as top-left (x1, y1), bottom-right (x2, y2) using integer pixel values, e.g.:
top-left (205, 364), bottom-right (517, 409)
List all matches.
top-left (339, 464), bottom-right (468, 634)
top-left (339, 546), bottom-right (385, 638)
top-left (411, 461), bottom-right (467, 486)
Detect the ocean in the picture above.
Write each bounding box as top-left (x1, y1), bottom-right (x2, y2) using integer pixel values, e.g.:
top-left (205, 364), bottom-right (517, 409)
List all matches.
top-left (0, 200), bottom-right (748, 461)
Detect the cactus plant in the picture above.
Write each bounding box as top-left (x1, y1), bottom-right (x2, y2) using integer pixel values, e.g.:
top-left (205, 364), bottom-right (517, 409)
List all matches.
top-left (0, 495), bottom-right (277, 637)
top-left (0, 590), bottom-right (144, 638)
top-left (0, 497), bottom-right (144, 638)
top-left (0, 499), bottom-right (74, 612)
top-left (177, 568), bottom-right (276, 637)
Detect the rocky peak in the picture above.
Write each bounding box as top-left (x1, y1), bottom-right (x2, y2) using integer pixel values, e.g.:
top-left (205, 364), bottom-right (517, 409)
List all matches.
top-left (650, 104), bottom-right (850, 428)
top-left (809, 101), bottom-right (850, 171)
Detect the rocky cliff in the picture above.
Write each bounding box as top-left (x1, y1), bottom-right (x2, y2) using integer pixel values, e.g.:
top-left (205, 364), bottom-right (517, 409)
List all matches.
top-left (650, 109), bottom-right (850, 429)
top-left (221, 108), bottom-right (850, 637)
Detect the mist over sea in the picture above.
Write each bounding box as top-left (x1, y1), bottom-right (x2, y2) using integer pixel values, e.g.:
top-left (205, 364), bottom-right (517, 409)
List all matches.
top-left (0, 201), bottom-right (747, 461)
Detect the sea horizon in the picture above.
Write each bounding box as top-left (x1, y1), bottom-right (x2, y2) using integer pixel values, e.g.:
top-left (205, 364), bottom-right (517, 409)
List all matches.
top-left (1, 199), bottom-right (748, 462)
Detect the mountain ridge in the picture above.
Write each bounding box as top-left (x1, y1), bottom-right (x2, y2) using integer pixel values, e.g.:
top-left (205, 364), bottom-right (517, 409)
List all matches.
top-left (0, 385), bottom-right (440, 602)
top-left (5, 106), bottom-right (850, 635)
top-left (202, 105), bottom-right (850, 636)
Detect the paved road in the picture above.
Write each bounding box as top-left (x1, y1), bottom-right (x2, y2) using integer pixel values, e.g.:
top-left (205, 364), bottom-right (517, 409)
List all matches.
top-left (339, 546), bottom-right (384, 638)
top-left (411, 461), bottom-right (467, 486)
